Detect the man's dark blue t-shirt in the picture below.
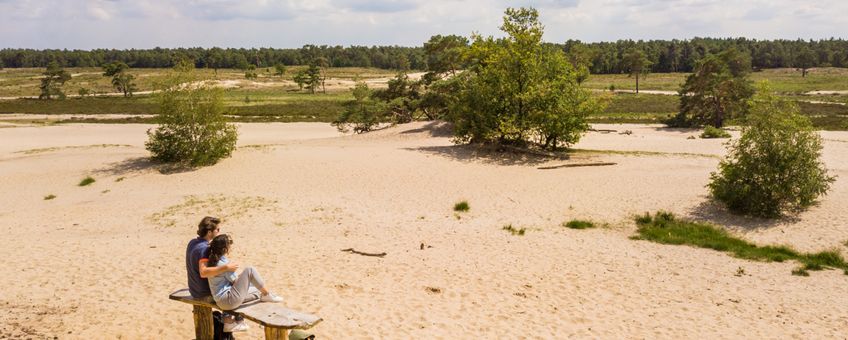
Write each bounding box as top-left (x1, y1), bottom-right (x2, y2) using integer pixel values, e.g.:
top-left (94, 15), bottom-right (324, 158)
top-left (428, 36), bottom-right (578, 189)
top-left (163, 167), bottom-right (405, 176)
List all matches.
top-left (186, 237), bottom-right (211, 298)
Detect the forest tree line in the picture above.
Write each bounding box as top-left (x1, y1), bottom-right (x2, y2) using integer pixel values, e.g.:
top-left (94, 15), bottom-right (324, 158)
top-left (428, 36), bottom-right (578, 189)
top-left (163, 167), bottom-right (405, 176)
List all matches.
top-left (1, 38), bottom-right (847, 73)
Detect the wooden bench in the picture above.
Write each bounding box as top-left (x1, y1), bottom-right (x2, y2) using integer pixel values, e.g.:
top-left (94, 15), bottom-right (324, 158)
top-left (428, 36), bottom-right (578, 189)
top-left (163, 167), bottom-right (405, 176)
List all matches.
top-left (169, 288), bottom-right (322, 340)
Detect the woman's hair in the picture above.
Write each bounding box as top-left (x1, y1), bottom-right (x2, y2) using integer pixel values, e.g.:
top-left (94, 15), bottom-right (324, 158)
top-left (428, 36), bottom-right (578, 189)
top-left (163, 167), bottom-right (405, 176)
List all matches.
top-left (197, 216), bottom-right (221, 237)
top-left (207, 234), bottom-right (232, 266)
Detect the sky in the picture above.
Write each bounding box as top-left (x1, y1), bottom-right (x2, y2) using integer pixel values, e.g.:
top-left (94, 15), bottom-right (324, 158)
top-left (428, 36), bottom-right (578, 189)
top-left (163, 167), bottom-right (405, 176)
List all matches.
top-left (1, 0), bottom-right (846, 49)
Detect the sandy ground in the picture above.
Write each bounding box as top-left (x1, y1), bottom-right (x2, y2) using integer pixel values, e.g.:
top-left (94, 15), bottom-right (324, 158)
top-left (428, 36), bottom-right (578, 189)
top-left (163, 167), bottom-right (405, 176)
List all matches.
top-left (1, 122), bottom-right (847, 339)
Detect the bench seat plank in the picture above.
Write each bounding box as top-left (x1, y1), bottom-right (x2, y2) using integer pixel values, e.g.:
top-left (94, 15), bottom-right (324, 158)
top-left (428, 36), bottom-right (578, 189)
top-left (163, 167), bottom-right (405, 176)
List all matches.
top-left (169, 289), bottom-right (322, 330)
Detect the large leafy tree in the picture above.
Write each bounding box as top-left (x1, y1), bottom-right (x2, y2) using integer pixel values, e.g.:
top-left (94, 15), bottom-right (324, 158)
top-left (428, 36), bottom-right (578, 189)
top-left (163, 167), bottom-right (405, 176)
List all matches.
top-left (672, 48), bottom-right (755, 128)
top-left (102, 61), bottom-right (136, 97)
top-left (39, 61), bottom-right (71, 99)
top-left (145, 64), bottom-right (238, 167)
top-left (708, 84), bottom-right (835, 217)
top-left (622, 48), bottom-right (652, 93)
top-left (448, 7), bottom-right (602, 150)
top-left (795, 46), bottom-right (817, 78)
top-left (423, 34), bottom-right (469, 76)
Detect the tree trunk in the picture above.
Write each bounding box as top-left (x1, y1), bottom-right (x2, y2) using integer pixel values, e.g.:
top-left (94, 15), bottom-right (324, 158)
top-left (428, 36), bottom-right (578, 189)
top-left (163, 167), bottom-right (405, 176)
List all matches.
top-left (635, 73), bottom-right (640, 94)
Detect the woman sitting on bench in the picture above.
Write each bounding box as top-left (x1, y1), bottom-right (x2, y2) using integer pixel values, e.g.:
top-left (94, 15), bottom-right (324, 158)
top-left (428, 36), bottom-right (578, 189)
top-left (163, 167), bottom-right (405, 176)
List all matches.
top-left (203, 234), bottom-right (284, 311)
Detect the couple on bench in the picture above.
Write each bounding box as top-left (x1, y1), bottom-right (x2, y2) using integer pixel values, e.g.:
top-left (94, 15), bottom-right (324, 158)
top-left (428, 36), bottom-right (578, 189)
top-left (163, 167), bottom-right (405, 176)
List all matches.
top-left (185, 216), bottom-right (284, 332)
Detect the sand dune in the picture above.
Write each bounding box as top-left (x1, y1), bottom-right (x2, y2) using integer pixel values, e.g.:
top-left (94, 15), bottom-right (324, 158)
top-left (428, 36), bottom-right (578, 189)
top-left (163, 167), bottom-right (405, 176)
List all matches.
top-left (1, 122), bottom-right (846, 339)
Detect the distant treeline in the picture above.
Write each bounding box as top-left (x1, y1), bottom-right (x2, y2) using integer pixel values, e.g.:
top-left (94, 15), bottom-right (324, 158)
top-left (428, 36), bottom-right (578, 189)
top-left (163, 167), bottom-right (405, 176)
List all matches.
top-left (2, 38), bottom-right (847, 73)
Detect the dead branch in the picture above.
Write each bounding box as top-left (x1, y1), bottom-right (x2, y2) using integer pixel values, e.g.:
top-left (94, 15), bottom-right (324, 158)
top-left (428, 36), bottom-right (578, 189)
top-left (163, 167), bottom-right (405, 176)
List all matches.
top-left (537, 162), bottom-right (617, 170)
top-left (341, 248), bottom-right (387, 257)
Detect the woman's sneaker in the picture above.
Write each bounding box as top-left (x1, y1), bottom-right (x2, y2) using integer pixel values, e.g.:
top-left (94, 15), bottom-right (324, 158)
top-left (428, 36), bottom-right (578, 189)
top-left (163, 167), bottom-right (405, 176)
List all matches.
top-left (260, 292), bottom-right (284, 303)
top-left (224, 320), bottom-right (249, 333)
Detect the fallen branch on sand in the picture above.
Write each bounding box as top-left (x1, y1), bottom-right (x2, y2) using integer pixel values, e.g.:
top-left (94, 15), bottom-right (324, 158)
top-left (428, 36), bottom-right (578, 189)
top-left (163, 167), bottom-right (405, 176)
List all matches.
top-left (589, 128), bottom-right (617, 133)
top-left (341, 248), bottom-right (387, 257)
top-left (537, 162), bottom-right (617, 170)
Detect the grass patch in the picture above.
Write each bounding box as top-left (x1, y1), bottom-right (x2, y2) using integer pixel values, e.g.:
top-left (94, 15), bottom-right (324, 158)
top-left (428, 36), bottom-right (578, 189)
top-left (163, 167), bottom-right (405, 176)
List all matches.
top-left (791, 268), bottom-right (810, 276)
top-left (453, 201), bottom-right (470, 212)
top-left (44, 194), bottom-right (56, 200)
top-left (700, 126), bottom-right (731, 139)
top-left (633, 211), bottom-right (848, 275)
top-left (78, 176), bottom-right (95, 186)
top-left (564, 219), bottom-right (595, 229)
top-left (502, 224), bottom-right (526, 236)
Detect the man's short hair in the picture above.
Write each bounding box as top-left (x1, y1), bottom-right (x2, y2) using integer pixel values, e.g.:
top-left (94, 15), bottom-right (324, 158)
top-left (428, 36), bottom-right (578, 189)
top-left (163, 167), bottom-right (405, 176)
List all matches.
top-left (197, 216), bottom-right (221, 237)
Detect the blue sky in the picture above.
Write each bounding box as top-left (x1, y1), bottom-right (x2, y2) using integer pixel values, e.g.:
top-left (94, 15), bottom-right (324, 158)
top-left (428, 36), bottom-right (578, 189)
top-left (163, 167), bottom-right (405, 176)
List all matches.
top-left (1, 0), bottom-right (846, 49)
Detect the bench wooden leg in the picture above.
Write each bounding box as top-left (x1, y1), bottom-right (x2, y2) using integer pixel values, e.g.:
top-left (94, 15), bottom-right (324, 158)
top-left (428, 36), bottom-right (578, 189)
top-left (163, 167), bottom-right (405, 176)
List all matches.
top-left (192, 305), bottom-right (214, 340)
top-left (264, 326), bottom-right (289, 340)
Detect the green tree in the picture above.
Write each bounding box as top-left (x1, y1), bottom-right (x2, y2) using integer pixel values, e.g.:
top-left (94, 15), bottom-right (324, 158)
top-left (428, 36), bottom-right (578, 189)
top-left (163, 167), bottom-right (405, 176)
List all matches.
top-left (708, 84), bottom-right (835, 218)
top-left (371, 72), bottom-right (422, 123)
top-left (795, 46), bottom-right (816, 78)
top-left (424, 35), bottom-right (468, 76)
top-left (448, 7), bottom-right (601, 150)
top-left (622, 48), bottom-right (651, 93)
top-left (39, 61), bottom-right (71, 99)
top-left (292, 70), bottom-right (307, 90)
top-left (332, 82), bottom-right (386, 133)
top-left (672, 48), bottom-right (754, 128)
top-left (304, 64), bottom-right (322, 94)
top-left (145, 65), bottom-right (238, 167)
top-left (274, 63), bottom-right (287, 77)
top-left (102, 61), bottom-right (136, 97)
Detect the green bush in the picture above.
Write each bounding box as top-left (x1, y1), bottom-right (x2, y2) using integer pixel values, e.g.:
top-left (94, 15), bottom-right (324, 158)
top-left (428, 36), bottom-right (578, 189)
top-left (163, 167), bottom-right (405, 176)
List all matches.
top-left (332, 82), bottom-right (385, 133)
top-left (145, 68), bottom-right (238, 166)
top-left (564, 220), bottom-right (595, 229)
top-left (78, 177), bottom-right (95, 186)
top-left (700, 125), bottom-right (731, 139)
top-left (708, 85), bottom-right (835, 217)
top-left (44, 194), bottom-right (56, 200)
top-left (502, 224), bottom-right (526, 236)
top-left (453, 201), bottom-right (470, 212)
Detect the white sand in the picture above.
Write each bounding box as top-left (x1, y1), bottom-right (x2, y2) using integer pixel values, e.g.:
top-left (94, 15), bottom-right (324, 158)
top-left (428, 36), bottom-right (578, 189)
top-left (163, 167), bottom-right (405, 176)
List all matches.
top-left (1, 122), bottom-right (846, 339)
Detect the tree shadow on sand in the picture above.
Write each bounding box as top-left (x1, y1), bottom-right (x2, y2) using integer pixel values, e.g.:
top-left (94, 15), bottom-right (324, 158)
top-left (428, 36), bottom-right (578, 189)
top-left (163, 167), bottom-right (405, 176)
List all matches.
top-left (404, 144), bottom-right (574, 166)
top-left (398, 121), bottom-right (454, 137)
top-left (686, 198), bottom-right (798, 231)
top-left (91, 156), bottom-right (198, 177)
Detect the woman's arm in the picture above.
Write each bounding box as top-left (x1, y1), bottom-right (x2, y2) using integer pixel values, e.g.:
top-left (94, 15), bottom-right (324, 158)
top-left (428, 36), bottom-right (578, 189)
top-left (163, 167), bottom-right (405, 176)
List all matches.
top-left (199, 259), bottom-right (239, 279)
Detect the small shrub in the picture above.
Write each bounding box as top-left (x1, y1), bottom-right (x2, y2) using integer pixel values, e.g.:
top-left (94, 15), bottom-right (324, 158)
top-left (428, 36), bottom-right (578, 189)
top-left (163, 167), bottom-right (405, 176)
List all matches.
top-left (700, 125), bottom-right (731, 139)
top-left (453, 201), bottom-right (470, 212)
top-left (564, 220), bottom-right (595, 229)
top-left (502, 224), bottom-right (526, 236)
top-left (687, 135), bottom-right (696, 140)
top-left (44, 194), bottom-right (56, 200)
top-left (78, 177), bottom-right (95, 186)
top-left (115, 177), bottom-right (125, 182)
top-left (708, 86), bottom-right (835, 218)
top-left (791, 268), bottom-right (809, 276)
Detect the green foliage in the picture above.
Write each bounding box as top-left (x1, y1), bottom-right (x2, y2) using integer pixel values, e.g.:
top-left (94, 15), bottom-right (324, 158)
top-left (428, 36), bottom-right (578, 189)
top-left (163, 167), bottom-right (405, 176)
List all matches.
top-left (423, 34), bottom-right (469, 76)
top-left (77, 87), bottom-right (91, 97)
top-left (372, 72), bottom-right (422, 123)
top-left (564, 220), bottom-right (595, 229)
top-left (634, 212), bottom-right (848, 275)
top-left (44, 194), bottom-right (56, 200)
top-left (78, 177), bottom-right (96, 186)
top-left (244, 65), bottom-right (258, 80)
top-left (622, 48), bottom-right (652, 93)
top-left (447, 7), bottom-right (602, 150)
top-left (502, 224), bottom-right (526, 236)
top-left (708, 85), bottom-right (835, 217)
top-left (102, 61), bottom-right (136, 97)
top-left (145, 68), bottom-right (238, 166)
top-left (332, 82), bottom-right (385, 133)
top-left (671, 49), bottom-right (755, 127)
top-left (699, 125), bottom-right (731, 139)
top-left (274, 63), bottom-right (286, 77)
top-left (791, 268), bottom-right (810, 276)
top-left (453, 201), bottom-right (470, 212)
top-left (39, 61), bottom-right (71, 99)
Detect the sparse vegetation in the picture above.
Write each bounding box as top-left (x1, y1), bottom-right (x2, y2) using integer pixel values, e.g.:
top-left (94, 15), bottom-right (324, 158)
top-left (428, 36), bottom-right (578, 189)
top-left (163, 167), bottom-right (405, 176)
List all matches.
top-left (564, 220), bottom-right (595, 229)
top-left (700, 126), bottom-right (731, 139)
top-left (453, 201), bottom-right (470, 212)
top-left (502, 224), bottom-right (526, 236)
top-left (634, 211), bottom-right (848, 275)
top-left (44, 194), bottom-right (56, 200)
top-left (78, 177), bottom-right (96, 186)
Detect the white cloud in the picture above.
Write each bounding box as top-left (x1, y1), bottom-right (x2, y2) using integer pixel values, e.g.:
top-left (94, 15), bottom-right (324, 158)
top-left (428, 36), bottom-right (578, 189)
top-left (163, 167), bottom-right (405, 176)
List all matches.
top-left (0, 0), bottom-right (846, 48)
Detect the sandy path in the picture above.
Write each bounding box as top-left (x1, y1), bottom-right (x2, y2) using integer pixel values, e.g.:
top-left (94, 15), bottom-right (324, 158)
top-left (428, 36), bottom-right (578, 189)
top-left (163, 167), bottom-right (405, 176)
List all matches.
top-left (1, 122), bottom-right (846, 339)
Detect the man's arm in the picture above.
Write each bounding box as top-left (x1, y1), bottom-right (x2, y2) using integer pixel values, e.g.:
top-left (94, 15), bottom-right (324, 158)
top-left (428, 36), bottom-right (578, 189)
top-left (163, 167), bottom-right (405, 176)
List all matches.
top-left (199, 259), bottom-right (238, 278)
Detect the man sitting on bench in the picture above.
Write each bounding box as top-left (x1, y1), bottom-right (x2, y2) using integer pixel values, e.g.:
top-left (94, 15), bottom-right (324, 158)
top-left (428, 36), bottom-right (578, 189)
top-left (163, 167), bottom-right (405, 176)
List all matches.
top-left (186, 216), bottom-right (259, 332)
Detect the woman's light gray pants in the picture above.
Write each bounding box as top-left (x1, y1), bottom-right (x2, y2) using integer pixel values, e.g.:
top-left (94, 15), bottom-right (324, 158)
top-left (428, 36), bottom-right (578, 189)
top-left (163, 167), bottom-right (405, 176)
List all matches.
top-left (215, 266), bottom-right (265, 310)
